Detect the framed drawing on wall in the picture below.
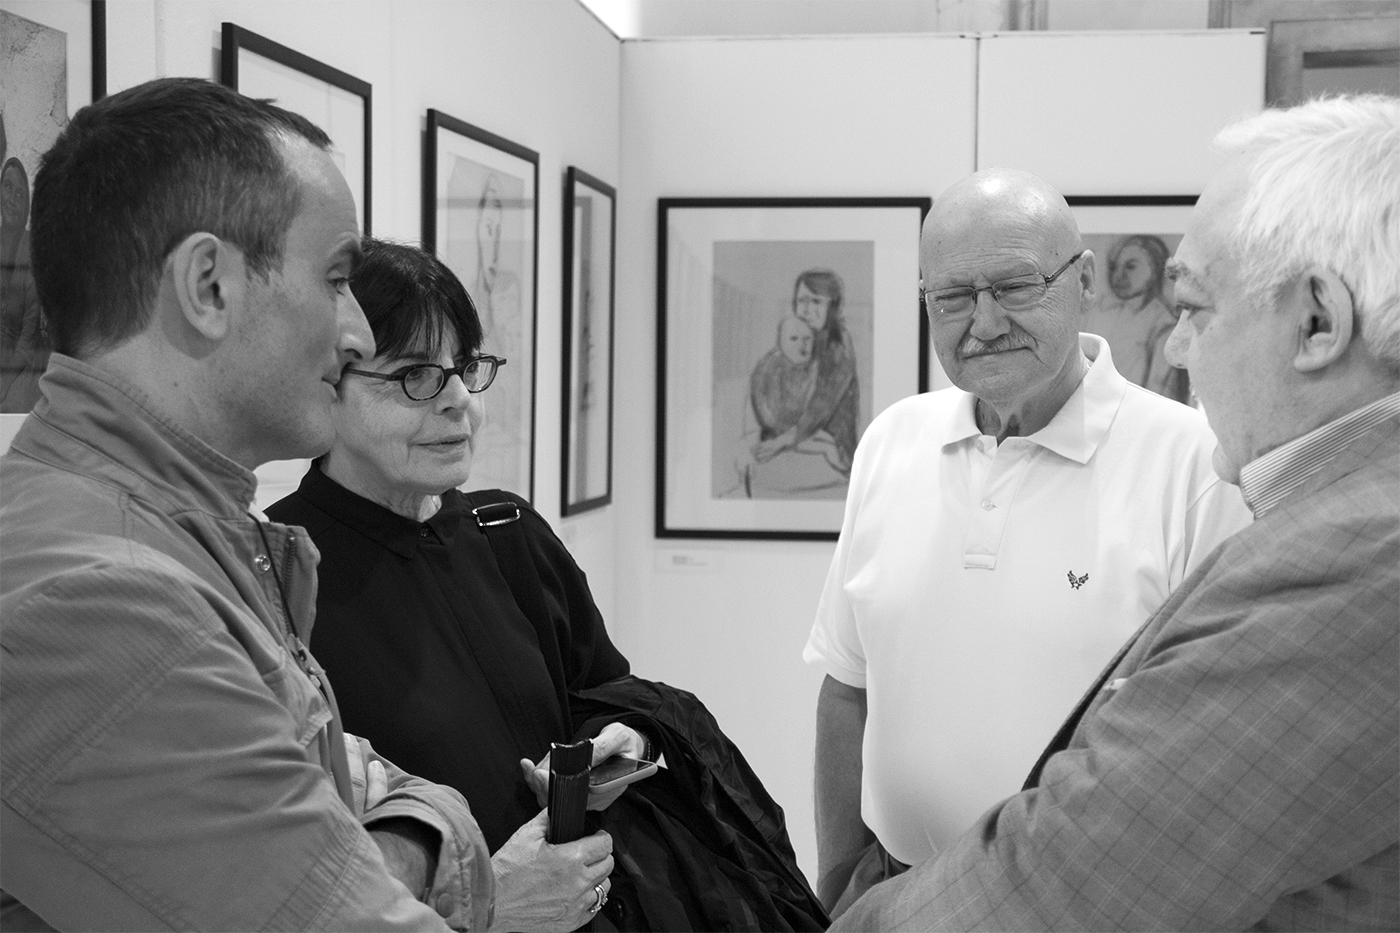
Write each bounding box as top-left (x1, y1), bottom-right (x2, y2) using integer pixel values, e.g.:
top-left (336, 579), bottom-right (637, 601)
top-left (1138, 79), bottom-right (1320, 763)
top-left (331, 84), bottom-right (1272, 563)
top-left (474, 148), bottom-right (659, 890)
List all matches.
top-left (657, 197), bottom-right (930, 540)
top-left (220, 23), bottom-right (372, 235)
top-left (1067, 195), bottom-right (1197, 407)
top-left (424, 110), bottom-right (538, 500)
top-left (1, 0), bottom-right (104, 439)
top-left (561, 167), bottom-right (616, 517)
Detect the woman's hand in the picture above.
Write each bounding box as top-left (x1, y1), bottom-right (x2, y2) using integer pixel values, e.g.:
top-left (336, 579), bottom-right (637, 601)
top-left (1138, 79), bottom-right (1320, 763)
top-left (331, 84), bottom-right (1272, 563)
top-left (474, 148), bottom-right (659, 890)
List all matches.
top-left (520, 722), bottom-right (651, 811)
top-left (488, 810), bottom-right (613, 932)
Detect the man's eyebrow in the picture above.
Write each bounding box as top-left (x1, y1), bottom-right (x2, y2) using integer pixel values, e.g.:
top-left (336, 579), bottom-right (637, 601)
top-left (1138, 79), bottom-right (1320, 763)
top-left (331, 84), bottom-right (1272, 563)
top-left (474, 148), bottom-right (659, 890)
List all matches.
top-left (338, 239), bottom-right (365, 274)
top-left (1164, 258), bottom-right (1198, 287)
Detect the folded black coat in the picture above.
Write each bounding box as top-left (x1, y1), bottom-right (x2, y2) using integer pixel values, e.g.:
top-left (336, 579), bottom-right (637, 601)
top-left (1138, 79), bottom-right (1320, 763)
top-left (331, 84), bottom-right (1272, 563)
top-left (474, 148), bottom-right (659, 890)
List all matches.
top-left (574, 676), bottom-right (830, 933)
top-left (461, 490), bottom-right (827, 931)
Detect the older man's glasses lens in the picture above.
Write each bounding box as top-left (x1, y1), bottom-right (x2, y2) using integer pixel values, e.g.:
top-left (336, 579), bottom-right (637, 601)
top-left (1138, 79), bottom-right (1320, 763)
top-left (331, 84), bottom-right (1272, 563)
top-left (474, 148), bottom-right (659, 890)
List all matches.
top-left (344, 356), bottom-right (506, 400)
top-left (923, 251), bottom-right (1085, 317)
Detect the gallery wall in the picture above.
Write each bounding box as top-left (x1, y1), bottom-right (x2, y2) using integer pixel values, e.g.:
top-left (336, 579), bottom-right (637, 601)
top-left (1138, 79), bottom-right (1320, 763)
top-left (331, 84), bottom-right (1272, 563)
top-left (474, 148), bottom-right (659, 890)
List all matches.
top-left (612, 29), bottom-right (1264, 883)
top-left (3, 0), bottom-right (1267, 891)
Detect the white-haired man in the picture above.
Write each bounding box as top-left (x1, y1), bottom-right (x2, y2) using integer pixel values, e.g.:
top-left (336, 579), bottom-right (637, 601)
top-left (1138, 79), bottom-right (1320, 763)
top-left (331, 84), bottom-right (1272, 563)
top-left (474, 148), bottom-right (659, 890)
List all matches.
top-left (833, 94), bottom-right (1398, 932)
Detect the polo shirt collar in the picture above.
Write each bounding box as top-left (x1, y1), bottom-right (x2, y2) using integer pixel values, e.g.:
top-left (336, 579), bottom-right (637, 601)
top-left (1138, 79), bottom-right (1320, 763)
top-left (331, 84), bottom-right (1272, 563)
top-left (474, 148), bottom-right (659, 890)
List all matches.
top-left (293, 461), bottom-right (462, 559)
top-left (944, 333), bottom-right (1128, 464)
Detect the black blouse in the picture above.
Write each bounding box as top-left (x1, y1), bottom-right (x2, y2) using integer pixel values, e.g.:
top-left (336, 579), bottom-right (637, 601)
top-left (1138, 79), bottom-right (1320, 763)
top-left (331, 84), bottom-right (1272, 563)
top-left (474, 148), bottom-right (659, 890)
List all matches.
top-left (267, 464), bottom-right (629, 852)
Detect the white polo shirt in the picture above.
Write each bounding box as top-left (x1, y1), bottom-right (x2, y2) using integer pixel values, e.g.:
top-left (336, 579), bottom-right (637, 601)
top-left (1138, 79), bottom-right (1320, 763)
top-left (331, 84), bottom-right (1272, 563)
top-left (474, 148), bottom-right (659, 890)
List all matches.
top-left (804, 334), bottom-right (1252, 864)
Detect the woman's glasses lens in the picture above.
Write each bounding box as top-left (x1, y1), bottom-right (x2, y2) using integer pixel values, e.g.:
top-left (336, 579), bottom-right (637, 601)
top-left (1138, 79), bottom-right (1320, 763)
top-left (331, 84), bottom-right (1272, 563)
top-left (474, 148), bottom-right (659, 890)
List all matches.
top-left (401, 358), bottom-right (502, 399)
top-left (403, 366), bottom-right (445, 400)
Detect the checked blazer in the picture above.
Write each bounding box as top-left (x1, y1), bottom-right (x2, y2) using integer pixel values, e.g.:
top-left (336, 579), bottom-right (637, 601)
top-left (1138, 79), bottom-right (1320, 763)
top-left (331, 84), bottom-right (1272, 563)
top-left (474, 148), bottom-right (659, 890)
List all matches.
top-left (833, 414), bottom-right (1399, 932)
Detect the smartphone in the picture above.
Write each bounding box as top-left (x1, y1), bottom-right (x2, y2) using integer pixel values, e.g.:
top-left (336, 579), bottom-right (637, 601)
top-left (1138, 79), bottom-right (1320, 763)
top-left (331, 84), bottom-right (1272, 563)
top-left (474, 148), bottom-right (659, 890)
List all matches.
top-left (588, 755), bottom-right (658, 793)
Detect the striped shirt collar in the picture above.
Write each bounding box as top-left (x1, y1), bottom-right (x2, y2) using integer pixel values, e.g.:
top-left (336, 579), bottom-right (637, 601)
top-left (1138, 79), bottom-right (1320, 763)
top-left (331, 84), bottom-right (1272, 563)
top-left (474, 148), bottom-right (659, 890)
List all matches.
top-left (1237, 391), bottom-right (1400, 518)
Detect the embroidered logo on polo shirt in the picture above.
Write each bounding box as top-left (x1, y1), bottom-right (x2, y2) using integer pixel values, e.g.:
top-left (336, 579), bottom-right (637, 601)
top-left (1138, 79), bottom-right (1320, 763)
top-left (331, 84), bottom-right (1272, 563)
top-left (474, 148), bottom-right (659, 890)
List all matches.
top-left (1067, 570), bottom-right (1088, 590)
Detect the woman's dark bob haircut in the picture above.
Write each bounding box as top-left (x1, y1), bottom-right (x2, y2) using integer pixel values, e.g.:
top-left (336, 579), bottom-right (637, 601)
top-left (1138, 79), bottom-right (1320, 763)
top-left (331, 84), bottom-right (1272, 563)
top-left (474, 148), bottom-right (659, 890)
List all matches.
top-left (350, 237), bottom-right (484, 362)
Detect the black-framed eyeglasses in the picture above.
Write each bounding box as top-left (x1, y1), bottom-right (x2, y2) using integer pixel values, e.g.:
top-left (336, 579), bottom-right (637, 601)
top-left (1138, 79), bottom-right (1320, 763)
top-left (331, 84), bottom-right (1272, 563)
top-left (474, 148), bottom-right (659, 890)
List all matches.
top-left (343, 355), bottom-right (506, 400)
top-left (922, 251), bottom-right (1085, 317)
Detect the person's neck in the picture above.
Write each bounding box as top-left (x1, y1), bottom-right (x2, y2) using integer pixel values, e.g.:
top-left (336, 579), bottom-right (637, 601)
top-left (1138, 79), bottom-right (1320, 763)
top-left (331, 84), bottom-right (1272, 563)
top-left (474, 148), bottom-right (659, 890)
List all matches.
top-left (85, 339), bottom-right (259, 468)
top-left (320, 457), bottom-right (442, 522)
top-left (975, 351), bottom-right (1089, 442)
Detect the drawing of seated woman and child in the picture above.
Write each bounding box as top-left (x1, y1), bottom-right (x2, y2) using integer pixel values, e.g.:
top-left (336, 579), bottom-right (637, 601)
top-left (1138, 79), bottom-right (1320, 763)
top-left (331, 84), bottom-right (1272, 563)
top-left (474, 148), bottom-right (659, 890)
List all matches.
top-left (730, 268), bottom-right (860, 500)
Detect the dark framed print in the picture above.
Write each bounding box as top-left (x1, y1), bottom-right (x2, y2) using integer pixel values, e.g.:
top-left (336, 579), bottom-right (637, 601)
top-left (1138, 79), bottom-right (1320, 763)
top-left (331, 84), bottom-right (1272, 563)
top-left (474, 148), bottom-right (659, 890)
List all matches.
top-left (657, 197), bottom-right (930, 540)
top-left (220, 23), bottom-right (371, 234)
top-left (1, 0), bottom-right (104, 431)
top-left (424, 110), bottom-right (538, 500)
top-left (1068, 195), bottom-right (1197, 406)
top-left (561, 167), bottom-right (616, 517)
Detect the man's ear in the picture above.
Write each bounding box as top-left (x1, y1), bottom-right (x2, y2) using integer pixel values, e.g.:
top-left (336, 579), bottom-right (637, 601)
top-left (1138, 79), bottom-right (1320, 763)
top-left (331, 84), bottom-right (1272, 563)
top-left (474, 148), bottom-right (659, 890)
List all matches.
top-left (1076, 249), bottom-right (1096, 302)
top-left (167, 233), bottom-right (244, 341)
top-left (1292, 266), bottom-right (1355, 374)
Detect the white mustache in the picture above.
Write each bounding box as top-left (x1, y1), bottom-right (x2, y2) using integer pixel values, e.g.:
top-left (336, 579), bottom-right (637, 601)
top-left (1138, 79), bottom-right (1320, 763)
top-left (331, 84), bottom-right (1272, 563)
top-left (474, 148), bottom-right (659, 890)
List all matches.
top-left (960, 333), bottom-right (1033, 358)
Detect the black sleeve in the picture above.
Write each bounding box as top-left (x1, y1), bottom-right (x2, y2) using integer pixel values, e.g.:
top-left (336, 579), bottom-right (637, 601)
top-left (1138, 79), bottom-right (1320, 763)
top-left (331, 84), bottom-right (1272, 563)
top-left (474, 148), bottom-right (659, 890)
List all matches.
top-left (510, 496), bottom-right (631, 691)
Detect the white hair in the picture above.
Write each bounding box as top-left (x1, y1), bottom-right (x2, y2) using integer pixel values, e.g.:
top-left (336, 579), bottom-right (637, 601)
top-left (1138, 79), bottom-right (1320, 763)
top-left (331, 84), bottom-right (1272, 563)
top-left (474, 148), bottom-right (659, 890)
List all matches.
top-left (1214, 95), bottom-right (1400, 367)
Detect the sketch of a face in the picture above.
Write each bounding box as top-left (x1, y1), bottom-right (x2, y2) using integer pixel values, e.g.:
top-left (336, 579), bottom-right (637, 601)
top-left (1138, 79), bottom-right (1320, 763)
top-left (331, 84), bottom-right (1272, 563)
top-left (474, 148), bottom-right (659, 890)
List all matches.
top-left (1, 159), bottom-right (29, 229)
top-left (793, 282), bottom-right (831, 331)
top-left (1109, 243), bottom-right (1154, 301)
top-left (476, 177), bottom-right (504, 288)
top-left (778, 315), bottom-right (815, 365)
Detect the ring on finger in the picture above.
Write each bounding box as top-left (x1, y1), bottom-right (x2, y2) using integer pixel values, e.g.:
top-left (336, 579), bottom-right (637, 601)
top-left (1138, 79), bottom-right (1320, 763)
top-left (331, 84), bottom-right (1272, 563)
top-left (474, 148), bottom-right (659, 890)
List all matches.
top-left (590, 883), bottom-right (608, 914)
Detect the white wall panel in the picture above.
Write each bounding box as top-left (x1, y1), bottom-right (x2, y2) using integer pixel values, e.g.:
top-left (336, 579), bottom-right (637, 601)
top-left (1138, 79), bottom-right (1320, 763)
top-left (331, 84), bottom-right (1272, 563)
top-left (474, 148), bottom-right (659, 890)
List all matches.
top-left (978, 30), bottom-right (1266, 193)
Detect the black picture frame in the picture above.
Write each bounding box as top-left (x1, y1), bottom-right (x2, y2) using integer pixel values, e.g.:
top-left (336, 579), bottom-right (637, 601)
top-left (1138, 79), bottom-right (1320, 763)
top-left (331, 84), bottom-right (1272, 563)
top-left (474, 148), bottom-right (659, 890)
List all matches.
top-left (1066, 195), bottom-right (1198, 407)
top-left (423, 110), bottom-right (539, 501)
top-left (657, 196), bottom-right (930, 540)
top-left (220, 22), bottom-right (372, 234)
top-left (561, 168), bottom-right (617, 517)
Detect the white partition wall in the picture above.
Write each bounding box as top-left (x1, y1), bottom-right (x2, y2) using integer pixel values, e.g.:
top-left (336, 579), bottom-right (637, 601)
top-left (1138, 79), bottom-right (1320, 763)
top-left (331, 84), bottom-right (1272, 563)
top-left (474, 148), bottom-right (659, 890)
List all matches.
top-left (978, 30), bottom-right (1267, 191)
top-left (615, 34), bottom-right (979, 883)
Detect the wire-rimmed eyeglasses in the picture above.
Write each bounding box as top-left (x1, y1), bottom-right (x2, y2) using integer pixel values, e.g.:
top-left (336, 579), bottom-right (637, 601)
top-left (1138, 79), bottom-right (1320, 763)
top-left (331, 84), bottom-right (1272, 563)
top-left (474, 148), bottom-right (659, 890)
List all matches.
top-left (921, 251), bottom-right (1085, 318)
top-left (343, 355), bottom-right (506, 401)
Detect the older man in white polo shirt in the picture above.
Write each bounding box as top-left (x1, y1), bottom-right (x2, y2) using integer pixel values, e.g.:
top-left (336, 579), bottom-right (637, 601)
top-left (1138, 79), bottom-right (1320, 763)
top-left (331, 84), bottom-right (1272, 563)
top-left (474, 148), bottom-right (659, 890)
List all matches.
top-left (804, 167), bottom-right (1252, 917)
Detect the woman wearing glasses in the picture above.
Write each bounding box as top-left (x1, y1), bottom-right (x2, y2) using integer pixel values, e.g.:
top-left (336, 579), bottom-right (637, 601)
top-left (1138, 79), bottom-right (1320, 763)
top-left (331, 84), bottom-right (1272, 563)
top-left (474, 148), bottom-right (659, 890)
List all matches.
top-left (267, 239), bottom-right (825, 932)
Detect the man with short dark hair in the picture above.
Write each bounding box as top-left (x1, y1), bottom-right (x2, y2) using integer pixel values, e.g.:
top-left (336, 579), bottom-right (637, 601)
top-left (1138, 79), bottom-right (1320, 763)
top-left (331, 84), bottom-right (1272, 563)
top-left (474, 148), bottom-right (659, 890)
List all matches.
top-left (0, 77), bottom-right (611, 932)
top-left (805, 167), bottom-right (1252, 916)
top-left (833, 95), bottom-right (1399, 931)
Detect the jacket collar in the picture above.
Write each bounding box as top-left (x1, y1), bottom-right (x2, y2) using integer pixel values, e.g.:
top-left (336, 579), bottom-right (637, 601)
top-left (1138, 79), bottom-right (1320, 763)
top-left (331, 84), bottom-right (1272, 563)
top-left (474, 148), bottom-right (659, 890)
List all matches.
top-left (14, 354), bottom-right (258, 517)
top-left (943, 333), bottom-right (1128, 464)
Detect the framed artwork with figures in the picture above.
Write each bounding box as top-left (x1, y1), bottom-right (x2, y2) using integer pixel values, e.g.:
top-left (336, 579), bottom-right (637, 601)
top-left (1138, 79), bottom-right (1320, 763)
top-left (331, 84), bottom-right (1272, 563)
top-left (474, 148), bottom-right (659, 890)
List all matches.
top-left (657, 197), bottom-right (929, 540)
top-left (0, 0), bottom-right (104, 449)
top-left (1067, 196), bottom-right (1197, 407)
top-left (424, 110), bottom-right (538, 501)
top-left (561, 167), bottom-right (616, 517)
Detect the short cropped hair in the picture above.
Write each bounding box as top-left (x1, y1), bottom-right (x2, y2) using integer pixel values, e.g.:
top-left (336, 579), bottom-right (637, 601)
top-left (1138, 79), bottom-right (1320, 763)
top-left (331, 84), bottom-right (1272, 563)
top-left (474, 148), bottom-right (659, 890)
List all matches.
top-left (349, 239), bottom-right (484, 363)
top-left (30, 77), bottom-right (332, 357)
top-left (1214, 95), bottom-right (1400, 367)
